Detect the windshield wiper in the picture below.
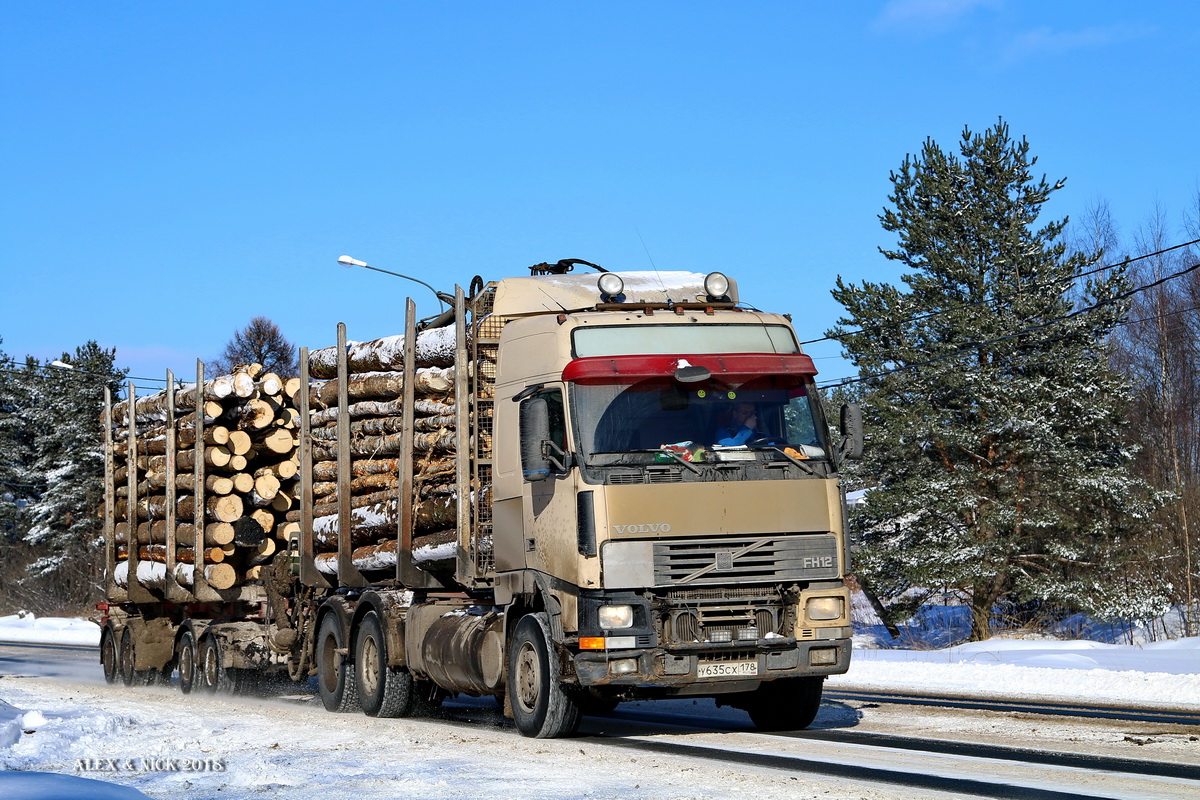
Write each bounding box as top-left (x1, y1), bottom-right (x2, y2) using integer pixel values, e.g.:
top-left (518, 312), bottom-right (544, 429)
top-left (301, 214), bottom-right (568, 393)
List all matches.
top-left (652, 448), bottom-right (701, 474)
top-left (766, 445), bottom-right (817, 476)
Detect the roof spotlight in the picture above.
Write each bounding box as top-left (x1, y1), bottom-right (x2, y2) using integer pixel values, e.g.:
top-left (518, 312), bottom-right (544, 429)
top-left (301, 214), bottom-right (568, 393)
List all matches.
top-left (598, 273), bottom-right (625, 300)
top-left (704, 272), bottom-right (730, 301)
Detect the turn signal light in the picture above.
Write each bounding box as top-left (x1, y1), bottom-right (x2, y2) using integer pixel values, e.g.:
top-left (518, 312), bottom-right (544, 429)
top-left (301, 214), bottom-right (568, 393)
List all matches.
top-left (580, 637), bottom-right (606, 650)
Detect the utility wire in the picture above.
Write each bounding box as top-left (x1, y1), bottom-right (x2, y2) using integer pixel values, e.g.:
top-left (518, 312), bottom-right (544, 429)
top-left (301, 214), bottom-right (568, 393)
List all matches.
top-left (0, 364), bottom-right (166, 385)
top-left (818, 257), bottom-right (1200, 390)
top-left (803, 237), bottom-right (1200, 347)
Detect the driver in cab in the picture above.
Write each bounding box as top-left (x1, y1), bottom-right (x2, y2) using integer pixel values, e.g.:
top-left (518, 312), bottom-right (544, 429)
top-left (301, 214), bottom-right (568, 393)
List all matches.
top-left (714, 402), bottom-right (759, 446)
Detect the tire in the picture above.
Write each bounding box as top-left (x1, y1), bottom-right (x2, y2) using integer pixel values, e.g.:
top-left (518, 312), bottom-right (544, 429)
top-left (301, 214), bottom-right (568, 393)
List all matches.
top-left (100, 628), bottom-right (119, 685)
top-left (355, 612), bottom-right (417, 718)
top-left (507, 613), bottom-right (581, 739)
top-left (119, 627), bottom-right (136, 686)
top-left (743, 676), bottom-right (824, 731)
top-left (317, 613), bottom-right (360, 713)
top-left (197, 635), bottom-right (241, 694)
top-left (177, 629), bottom-right (198, 695)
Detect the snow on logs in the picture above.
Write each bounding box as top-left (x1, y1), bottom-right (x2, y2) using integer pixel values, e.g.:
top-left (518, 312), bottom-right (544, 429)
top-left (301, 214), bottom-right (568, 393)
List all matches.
top-left (107, 364), bottom-right (300, 594)
top-left (305, 328), bottom-right (460, 577)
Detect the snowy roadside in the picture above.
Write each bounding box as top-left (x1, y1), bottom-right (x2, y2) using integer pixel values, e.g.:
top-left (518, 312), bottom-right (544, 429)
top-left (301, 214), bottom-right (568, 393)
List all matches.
top-left (831, 642), bottom-right (1200, 712)
top-left (0, 677), bottom-right (909, 800)
top-left (0, 613), bottom-right (100, 647)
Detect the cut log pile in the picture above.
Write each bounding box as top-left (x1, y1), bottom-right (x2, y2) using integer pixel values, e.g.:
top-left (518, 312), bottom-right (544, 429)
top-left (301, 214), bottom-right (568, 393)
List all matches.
top-left (109, 364), bottom-right (301, 592)
top-left (300, 328), bottom-right (459, 577)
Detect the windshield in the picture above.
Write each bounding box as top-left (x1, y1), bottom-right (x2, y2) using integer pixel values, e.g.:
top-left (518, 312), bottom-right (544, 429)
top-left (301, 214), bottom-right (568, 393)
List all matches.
top-left (571, 374), bottom-right (827, 465)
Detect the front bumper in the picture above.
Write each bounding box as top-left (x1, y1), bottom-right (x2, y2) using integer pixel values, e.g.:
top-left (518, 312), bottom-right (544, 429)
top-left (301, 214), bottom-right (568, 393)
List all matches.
top-left (572, 635), bottom-right (851, 690)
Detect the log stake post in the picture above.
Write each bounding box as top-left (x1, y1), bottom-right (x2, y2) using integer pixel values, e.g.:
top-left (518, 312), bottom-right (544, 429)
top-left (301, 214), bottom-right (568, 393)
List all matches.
top-left (125, 383), bottom-right (156, 603)
top-left (164, 369), bottom-right (191, 602)
top-left (453, 286), bottom-right (473, 588)
top-left (299, 346), bottom-right (329, 588)
top-left (336, 323), bottom-right (368, 587)
top-left (103, 387), bottom-right (125, 602)
top-left (191, 360), bottom-right (218, 601)
top-left (398, 299), bottom-right (437, 588)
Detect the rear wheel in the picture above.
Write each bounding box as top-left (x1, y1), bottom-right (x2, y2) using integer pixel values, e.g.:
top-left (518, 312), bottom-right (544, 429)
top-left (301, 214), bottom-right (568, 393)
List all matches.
top-left (317, 613), bottom-right (360, 713)
top-left (355, 612), bottom-right (416, 718)
top-left (100, 627), bottom-right (118, 685)
top-left (177, 629), bottom-right (198, 694)
top-left (119, 627), bottom-right (137, 686)
top-left (508, 613), bottom-right (581, 739)
top-left (197, 635), bottom-right (240, 694)
top-left (743, 676), bottom-right (824, 731)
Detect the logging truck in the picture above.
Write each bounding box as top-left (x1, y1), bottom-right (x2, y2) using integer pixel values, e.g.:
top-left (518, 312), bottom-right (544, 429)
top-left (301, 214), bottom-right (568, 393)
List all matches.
top-left (97, 261), bottom-right (862, 738)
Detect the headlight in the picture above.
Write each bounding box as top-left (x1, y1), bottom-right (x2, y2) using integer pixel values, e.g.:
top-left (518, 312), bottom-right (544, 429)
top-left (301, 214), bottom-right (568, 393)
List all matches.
top-left (597, 273), bottom-right (625, 298)
top-left (598, 604), bottom-right (634, 630)
top-left (703, 271), bottom-right (730, 299)
top-left (806, 597), bottom-right (844, 622)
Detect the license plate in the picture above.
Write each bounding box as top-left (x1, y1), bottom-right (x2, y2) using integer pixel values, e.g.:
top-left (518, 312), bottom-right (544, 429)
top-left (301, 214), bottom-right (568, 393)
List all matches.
top-left (697, 659), bottom-right (758, 678)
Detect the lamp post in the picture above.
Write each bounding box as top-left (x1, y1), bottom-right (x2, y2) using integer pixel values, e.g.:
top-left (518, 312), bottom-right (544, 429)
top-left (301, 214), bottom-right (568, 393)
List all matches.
top-left (336, 255), bottom-right (451, 309)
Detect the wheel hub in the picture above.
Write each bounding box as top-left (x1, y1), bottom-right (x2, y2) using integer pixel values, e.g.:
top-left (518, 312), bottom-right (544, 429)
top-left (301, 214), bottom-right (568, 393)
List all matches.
top-left (516, 641), bottom-right (540, 712)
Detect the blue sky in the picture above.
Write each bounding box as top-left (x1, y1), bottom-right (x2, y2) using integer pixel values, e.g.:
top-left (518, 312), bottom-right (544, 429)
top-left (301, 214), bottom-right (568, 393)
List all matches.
top-left (2, 1), bottom-right (1198, 389)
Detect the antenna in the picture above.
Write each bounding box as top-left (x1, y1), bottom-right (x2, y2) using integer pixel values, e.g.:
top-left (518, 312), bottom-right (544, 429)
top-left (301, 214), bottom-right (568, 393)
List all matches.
top-left (635, 225), bottom-right (669, 297)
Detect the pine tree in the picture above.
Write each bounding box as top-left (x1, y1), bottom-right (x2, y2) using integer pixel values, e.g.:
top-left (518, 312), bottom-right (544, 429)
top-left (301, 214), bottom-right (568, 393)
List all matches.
top-left (0, 342), bottom-right (38, 543)
top-left (830, 120), bottom-right (1167, 640)
top-left (212, 316), bottom-right (297, 376)
top-left (23, 342), bottom-right (125, 605)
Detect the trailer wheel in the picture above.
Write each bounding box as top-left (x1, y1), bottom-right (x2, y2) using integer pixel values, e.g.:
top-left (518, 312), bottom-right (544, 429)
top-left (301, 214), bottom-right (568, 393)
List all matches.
top-left (177, 630), bottom-right (198, 694)
top-left (743, 676), bottom-right (824, 731)
top-left (100, 627), bottom-right (119, 685)
top-left (508, 613), bottom-right (581, 739)
top-left (317, 613), bottom-right (360, 713)
top-left (355, 611), bottom-right (416, 718)
top-left (119, 627), bottom-right (138, 686)
top-left (197, 635), bottom-right (241, 695)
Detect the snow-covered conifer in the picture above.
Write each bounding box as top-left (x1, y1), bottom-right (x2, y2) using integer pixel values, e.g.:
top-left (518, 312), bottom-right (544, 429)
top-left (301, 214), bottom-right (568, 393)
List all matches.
top-left (23, 342), bottom-right (125, 594)
top-left (830, 120), bottom-right (1168, 640)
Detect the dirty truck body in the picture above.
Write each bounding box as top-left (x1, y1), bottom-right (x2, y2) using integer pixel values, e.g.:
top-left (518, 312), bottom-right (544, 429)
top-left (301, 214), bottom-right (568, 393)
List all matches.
top-left (100, 267), bottom-right (859, 738)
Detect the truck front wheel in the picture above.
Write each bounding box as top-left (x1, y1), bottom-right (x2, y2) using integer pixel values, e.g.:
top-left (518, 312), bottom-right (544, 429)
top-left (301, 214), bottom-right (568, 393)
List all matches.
top-left (508, 613), bottom-right (581, 739)
top-left (355, 611), bottom-right (416, 718)
top-left (317, 613), bottom-right (360, 713)
top-left (743, 676), bottom-right (824, 731)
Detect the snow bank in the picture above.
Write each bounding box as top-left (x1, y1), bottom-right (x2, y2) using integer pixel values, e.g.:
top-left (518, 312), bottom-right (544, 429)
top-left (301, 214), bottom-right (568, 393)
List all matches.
top-left (0, 772), bottom-right (152, 799)
top-left (835, 646), bottom-right (1200, 709)
top-left (1, 696), bottom-right (149, 798)
top-left (0, 614), bottom-right (100, 647)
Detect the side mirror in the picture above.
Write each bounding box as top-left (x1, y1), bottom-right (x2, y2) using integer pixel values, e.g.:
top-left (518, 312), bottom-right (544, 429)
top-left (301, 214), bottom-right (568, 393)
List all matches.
top-left (839, 403), bottom-right (863, 461)
top-left (520, 397), bottom-right (552, 481)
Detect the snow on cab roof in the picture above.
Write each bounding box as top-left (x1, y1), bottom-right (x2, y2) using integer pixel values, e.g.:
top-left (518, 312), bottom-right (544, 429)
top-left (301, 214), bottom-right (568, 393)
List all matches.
top-left (491, 270), bottom-right (740, 316)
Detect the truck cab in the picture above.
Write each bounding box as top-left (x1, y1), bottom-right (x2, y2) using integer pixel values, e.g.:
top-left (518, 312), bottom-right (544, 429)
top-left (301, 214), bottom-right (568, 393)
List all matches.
top-left (482, 267), bottom-right (858, 735)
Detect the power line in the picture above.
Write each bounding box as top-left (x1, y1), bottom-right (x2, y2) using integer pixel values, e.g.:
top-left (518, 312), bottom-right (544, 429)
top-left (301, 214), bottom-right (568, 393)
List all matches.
top-left (0, 363), bottom-right (167, 385)
top-left (818, 257), bottom-right (1200, 390)
top-left (803, 237), bottom-right (1200, 348)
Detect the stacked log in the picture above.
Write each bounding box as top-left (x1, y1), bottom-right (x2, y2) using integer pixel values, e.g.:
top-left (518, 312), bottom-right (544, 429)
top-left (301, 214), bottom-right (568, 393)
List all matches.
top-left (302, 328), bottom-right (459, 577)
top-left (109, 364), bottom-right (301, 593)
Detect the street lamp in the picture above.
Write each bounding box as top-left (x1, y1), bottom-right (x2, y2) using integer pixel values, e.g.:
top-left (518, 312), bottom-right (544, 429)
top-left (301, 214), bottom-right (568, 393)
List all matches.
top-left (336, 255), bottom-right (451, 309)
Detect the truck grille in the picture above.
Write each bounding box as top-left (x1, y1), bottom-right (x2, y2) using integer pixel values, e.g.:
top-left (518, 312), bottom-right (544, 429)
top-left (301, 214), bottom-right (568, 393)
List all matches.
top-left (652, 534), bottom-right (838, 587)
top-left (606, 469), bottom-right (683, 485)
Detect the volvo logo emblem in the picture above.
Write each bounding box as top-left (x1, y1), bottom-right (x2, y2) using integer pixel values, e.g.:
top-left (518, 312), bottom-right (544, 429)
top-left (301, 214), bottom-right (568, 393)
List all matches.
top-left (612, 523), bottom-right (672, 534)
top-left (716, 552), bottom-right (734, 570)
